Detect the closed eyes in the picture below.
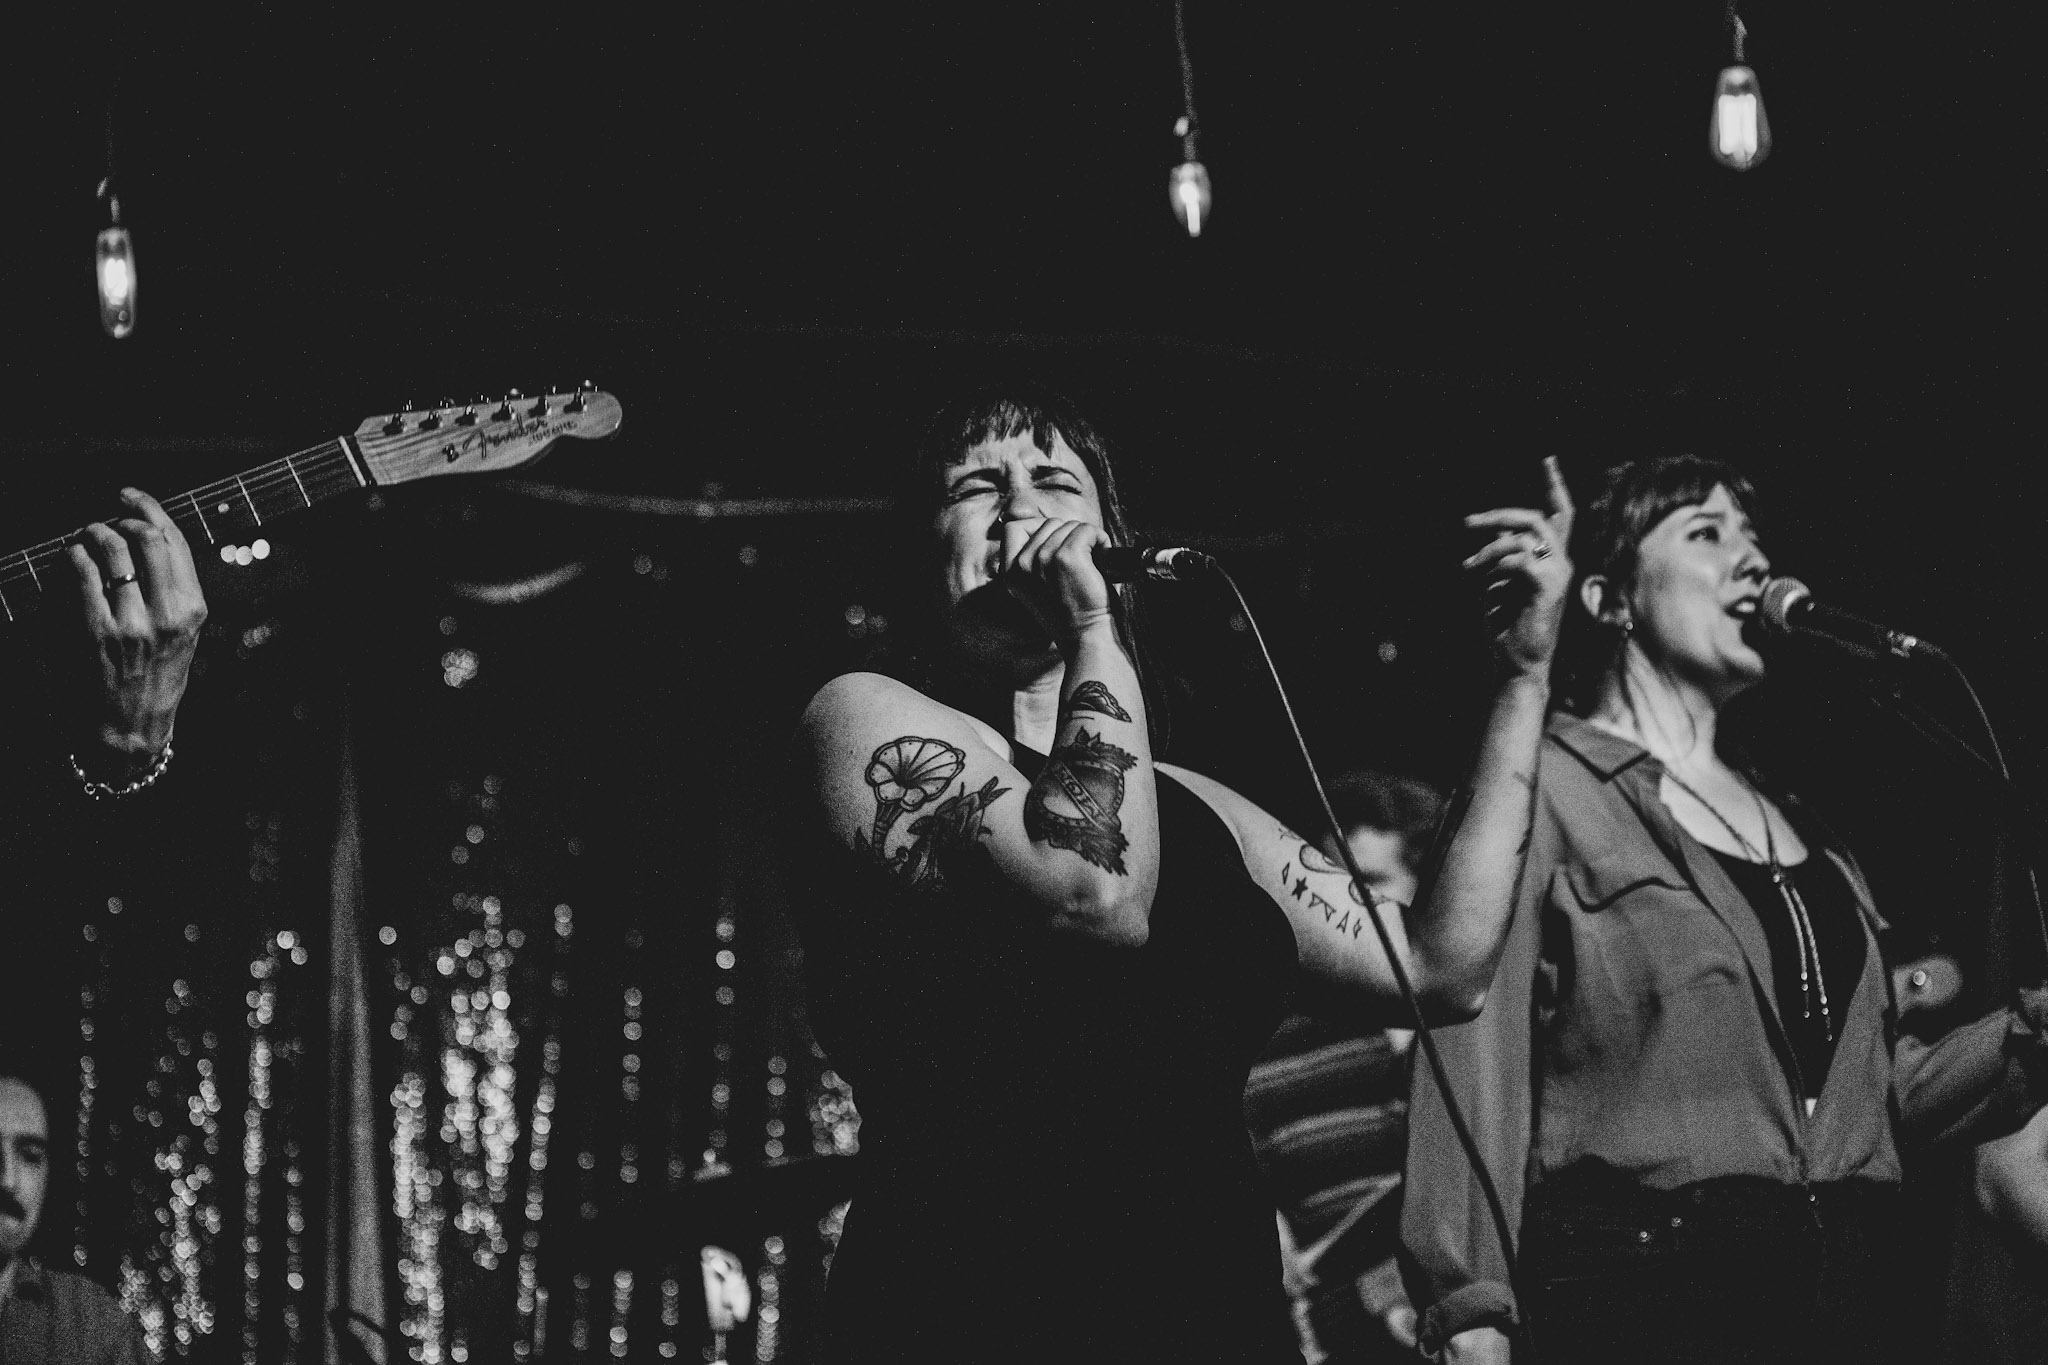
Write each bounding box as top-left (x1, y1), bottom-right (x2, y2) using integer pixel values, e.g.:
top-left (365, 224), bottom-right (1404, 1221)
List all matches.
top-left (945, 474), bottom-right (1084, 502)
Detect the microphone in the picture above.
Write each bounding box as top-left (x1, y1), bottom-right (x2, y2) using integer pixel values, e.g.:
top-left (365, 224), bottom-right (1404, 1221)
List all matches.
top-left (1093, 545), bottom-right (1217, 583)
top-left (1759, 577), bottom-right (1948, 661)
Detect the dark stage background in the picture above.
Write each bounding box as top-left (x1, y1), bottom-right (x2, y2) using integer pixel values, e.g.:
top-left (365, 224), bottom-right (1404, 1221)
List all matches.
top-left (2, 2), bottom-right (2041, 1361)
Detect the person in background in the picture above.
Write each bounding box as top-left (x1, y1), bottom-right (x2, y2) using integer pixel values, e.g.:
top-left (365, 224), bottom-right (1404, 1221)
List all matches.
top-left (1935, 862), bottom-right (2048, 1365)
top-left (0, 488), bottom-right (204, 1362)
top-left (1245, 771), bottom-right (1447, 1362)
top-left (1949, 1104), bottom-right (2048, 1363)
top-left (0, 1059), bottom-right (150, 1364)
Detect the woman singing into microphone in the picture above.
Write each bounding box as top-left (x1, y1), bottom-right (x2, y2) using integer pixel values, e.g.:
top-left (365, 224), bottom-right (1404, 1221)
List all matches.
top-left (1402, 454), bottom-right (2048, 1365)
top-left (789, 385), bottom-right (1570, 1362)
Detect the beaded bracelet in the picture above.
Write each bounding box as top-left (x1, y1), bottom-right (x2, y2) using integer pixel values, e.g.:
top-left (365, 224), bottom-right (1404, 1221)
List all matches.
top-left (70, 740), bottom-right (175, 800)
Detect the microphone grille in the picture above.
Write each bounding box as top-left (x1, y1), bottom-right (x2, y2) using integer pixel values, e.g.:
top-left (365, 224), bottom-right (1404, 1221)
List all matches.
top-left (1759, 576), bottom-right (1812, 633)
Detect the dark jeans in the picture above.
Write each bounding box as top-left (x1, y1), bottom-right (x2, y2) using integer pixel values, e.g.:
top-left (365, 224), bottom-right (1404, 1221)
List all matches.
top-left (1521, 1172), bottom-right (1910, 1365)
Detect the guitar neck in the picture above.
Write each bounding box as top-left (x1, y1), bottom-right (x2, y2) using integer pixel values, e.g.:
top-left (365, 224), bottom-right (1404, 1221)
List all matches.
top-left (0, 387), bottom-right (624, 624)
top-left (0, 437), bottom-right (368, 625)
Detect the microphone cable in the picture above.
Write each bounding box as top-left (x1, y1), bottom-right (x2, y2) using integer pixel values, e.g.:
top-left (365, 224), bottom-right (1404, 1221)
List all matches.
top-left (1198, 559), bottom-right (1540, 1364)
top-left (1933, 655), bottom-right (2048, 965)
top-left (1788, 615), bottom-right (2048, 972)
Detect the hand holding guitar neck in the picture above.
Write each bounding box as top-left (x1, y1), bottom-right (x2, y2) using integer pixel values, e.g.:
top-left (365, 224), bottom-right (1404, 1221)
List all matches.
top-left (13, 384), bottom-right (624, 792)
top-left (62, 488), bottom-right (208, 786)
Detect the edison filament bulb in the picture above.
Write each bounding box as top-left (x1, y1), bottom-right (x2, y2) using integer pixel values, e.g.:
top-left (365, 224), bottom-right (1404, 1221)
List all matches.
top-left (1710, 64), bottom-right (1771, 171)
top-left (1169, 161), bottom-right (1212, 237)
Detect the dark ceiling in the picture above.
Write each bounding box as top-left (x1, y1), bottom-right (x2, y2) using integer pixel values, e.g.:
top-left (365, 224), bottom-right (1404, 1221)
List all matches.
top-left (2, 2), bottom-right (2041, 947)
top-left (7, 0), bottom-right (2036, 654)
top-left (7, 1), bottom-right (2033, 424)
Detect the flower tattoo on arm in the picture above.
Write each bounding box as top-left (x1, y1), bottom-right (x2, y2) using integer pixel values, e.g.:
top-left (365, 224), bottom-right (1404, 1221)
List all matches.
top-left (857, 736), bottom-right (1009, 891)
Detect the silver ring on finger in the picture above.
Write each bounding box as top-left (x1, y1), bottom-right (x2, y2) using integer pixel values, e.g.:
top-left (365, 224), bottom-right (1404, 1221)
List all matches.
top-left (1531, 538), bottom-right (1552, 560)
top-left (105, 573), bottom-right (139, 590)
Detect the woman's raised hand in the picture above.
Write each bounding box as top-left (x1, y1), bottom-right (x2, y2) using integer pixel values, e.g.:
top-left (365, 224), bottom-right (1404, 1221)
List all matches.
top-left (1463, 456), bottom-right (1575, 681)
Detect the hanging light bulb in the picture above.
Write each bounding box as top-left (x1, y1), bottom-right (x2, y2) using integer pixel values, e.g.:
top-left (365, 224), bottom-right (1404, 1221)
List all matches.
top-left (1169, 154), bottom-right (1212, 238)
top-left (1709, 12), bottom-right (1771, 171)
top-left (1166, 3), bottom-right (1211, 238)
top-left (95, 178), bottom-right (137, 338)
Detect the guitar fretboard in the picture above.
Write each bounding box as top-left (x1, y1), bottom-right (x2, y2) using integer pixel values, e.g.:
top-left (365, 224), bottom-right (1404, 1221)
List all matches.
top-left (0, 438), bottom-right (367, 623)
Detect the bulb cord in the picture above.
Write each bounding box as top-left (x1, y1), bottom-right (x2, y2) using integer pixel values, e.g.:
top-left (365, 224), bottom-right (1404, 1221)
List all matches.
top-left (1728, 3), bottom-right (1749, 63)
top-left (1172, 0), bottom-right (1200, 160)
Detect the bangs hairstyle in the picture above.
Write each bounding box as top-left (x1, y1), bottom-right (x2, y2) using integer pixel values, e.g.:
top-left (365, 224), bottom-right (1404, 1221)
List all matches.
top-left (902, 384), bottom-right (1140, 555)
top-left (873, 383), bottom-right (1168, 749)
top-left (1557, 453), bottom-right (1759, 714)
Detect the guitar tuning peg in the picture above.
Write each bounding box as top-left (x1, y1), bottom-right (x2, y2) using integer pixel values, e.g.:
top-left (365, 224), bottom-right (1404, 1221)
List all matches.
top-left (455, 400), bottom-right (479, 427)
top-left (382, 401), bottom-right (412, 436)
top-left (491, 391), bottom-right (517, 421)
top-left (527, 391), bottom-right (551, 417)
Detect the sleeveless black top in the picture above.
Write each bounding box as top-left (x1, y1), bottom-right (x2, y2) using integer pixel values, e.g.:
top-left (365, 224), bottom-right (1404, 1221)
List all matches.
top-left (799, 744), bottom-right (1300, 1362)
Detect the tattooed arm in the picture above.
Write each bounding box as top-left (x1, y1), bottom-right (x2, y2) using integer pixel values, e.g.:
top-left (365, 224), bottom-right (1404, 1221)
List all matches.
top-left (1156, 683), bottom-right (1540, 1021)
top-left (1155, 764), bottom-right (1454, 1009)
top-left (1153, 460), bottom-right (1574, 1017)
top-left (797, 665), bottom-right (1159, 944)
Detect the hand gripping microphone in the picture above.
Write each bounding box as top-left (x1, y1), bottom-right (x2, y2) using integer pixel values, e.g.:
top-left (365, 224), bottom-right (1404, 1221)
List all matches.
top-left (1760, 576), bottom-right (1948, 661)
top-left (1092, 545), bottom-right (1218, 583)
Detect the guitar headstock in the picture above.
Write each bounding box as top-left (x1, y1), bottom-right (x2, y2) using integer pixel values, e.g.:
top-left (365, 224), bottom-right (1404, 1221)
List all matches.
top-left (353, 385), bottom-right (623, 487)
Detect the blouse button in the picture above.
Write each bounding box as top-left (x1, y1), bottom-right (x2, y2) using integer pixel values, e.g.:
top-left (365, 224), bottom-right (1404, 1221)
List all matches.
top-left (1637, 1229), bottom-right (1652, 1243)
top-left (1670, 1216), bottom-right (1684, 1229)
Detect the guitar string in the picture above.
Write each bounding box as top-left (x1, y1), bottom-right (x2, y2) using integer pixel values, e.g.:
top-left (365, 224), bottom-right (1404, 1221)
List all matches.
top-left (7, 431), bottom-right (466, 564)
top-left (0, 444), bottom-right (353, 585)
top-left (129, 404), bottom-right (597, 516)
top-left (10, 440), bottom-right (349, 553)
top-left (7, 393), bottom-right (612, 570)
top-left (14, 389), bottom-right (609, 566)
top-left (0, 410), bottom-right (601, 594)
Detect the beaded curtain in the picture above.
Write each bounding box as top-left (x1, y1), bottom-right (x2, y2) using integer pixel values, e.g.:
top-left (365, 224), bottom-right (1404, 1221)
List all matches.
top-left (58, 520), bottom-right (867, 1364)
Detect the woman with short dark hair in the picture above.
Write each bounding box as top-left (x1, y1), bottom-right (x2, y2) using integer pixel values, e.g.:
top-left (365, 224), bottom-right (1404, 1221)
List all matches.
top-left (1402, 454), bottom-right (2048, 1365)
top-left (791, 386), bottom-right (1572, 1361)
